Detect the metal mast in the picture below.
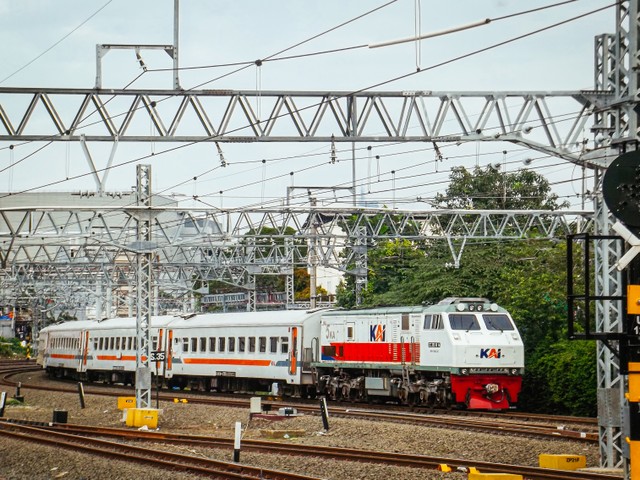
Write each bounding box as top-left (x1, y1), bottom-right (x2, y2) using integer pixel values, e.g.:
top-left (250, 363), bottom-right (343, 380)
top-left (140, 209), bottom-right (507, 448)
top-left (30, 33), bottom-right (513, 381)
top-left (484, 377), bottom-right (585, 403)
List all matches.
top-left (134, 164), bottom-right (153, 409)
top-left (591, 0), bottom-right (639, 470)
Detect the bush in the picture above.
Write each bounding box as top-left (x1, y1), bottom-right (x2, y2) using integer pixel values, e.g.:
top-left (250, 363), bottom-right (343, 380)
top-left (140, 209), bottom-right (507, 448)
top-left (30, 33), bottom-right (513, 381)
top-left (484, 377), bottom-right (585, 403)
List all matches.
top-left (0, 337), bottom-right (28, 358)
top-left (519, 339), bottom-right (597, 416)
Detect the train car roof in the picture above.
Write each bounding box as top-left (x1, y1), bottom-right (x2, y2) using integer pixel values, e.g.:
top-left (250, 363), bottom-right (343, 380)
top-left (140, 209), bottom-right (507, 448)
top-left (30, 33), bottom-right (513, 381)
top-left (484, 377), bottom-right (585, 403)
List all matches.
top-left (322, 306), bottom-right (425, 317)
top-left (167, 309), bottom-right (326, 328)
top-left (41, 315), bottom-right (177, 332)
top-left (40, 319), bottom-right (98, 333)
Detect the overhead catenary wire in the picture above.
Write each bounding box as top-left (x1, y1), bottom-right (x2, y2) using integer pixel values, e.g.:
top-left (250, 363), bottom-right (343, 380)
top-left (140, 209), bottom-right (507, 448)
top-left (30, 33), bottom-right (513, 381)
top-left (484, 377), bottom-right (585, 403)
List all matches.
top-left (0, 0), bottom-right (114, 85)
top-left (0, 1), bottom-right (612, 222)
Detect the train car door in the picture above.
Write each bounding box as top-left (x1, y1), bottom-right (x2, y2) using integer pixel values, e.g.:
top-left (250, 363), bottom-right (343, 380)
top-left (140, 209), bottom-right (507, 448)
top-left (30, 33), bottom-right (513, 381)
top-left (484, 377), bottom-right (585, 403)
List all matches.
top-left (79, 330), bottom-right (90, 373)
top-left (288, 327), bottom-right (298, 375)
top-left (164, 329), bottom-right (173, 378)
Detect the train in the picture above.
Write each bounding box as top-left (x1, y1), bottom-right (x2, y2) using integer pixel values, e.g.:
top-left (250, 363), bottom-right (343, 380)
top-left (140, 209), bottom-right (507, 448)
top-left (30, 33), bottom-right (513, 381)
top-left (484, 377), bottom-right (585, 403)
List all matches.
top-left (36, 297), bottom-right (524, 410)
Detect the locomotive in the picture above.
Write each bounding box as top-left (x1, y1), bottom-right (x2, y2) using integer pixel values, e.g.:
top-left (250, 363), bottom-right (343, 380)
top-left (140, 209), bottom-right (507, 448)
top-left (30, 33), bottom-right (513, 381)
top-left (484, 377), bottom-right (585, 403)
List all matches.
top-left (37, 297), bottom-right (524, 410)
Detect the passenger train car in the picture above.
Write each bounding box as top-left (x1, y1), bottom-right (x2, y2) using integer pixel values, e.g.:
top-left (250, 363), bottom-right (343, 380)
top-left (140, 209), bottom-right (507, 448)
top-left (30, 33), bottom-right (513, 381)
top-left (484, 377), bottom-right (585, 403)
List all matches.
top-left (37, 297), bottom-right (524, 410)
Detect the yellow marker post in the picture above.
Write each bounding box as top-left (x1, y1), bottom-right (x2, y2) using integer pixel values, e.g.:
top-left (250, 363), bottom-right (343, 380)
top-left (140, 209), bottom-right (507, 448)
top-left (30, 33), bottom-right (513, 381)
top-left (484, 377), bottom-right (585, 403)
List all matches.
top-left (539, 454), bottom-right (586, 470)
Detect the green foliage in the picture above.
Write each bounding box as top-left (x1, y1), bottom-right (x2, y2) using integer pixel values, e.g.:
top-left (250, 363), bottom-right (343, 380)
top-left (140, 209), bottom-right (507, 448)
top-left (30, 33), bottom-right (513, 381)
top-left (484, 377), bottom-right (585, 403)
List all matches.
top-left (433, 165), bottom-right (569, 210)
top-left (521, 340), bottom-right (597, 416)
top-left (0, 337), bottom-right (28, 358)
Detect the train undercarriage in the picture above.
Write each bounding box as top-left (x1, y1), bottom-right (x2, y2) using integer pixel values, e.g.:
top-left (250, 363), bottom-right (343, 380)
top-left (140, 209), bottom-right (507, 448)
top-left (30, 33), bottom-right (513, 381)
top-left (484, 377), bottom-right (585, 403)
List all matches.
top-left (313, 367), bottom-right (516, 410)
top-left (45, 364), bottom-right (517, 410)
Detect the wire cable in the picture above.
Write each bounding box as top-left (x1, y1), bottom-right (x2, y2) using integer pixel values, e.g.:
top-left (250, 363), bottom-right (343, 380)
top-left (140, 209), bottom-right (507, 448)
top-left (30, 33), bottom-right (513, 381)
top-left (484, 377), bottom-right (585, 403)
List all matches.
top-left (0, 0), bottom-right (114, 85)
top-left (0, 1), bottom-right (612, 213)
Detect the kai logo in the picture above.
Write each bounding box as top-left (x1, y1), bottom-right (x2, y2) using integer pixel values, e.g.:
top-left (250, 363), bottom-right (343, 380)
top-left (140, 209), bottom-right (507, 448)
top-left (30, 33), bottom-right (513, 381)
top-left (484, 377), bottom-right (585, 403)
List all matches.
top-left (370, 324), bottom-right (386, 342)
top-left (480, 348), bottom-right (502, 359)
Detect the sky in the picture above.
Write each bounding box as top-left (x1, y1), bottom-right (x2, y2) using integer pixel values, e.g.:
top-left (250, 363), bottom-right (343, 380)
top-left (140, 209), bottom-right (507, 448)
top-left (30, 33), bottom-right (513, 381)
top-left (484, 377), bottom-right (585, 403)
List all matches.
top-left (0, 0), bottom-right (617, 211)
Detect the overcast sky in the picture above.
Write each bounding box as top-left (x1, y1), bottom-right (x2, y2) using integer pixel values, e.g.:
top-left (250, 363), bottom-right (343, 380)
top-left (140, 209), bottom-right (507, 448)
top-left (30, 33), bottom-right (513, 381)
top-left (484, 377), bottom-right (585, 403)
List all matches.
top-left (0, 0), bottom-right (616, 210)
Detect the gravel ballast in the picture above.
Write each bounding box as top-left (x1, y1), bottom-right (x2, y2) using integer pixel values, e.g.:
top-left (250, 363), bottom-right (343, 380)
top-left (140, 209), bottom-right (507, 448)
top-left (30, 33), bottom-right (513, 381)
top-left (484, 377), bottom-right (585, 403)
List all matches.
top-left (0, 372), bottom-right (603, 480)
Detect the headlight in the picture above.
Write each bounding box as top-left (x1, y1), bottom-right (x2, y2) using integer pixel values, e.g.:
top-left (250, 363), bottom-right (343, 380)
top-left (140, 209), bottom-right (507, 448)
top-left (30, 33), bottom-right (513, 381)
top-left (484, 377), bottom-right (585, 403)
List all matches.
top-left (460, 368), bottom-right (469, 375)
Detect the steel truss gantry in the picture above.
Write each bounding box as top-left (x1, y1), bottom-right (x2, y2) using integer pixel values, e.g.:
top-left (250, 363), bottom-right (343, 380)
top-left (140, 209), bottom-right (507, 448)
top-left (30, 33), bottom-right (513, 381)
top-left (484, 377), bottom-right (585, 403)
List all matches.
top-left (0, 205), bottom-right (591, 306)
top-left (0, 86), bottom-right (610, 165)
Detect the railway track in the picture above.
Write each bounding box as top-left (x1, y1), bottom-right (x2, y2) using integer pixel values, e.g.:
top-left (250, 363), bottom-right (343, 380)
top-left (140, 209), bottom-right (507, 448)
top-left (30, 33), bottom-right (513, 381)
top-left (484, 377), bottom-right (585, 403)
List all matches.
top-left (0, 363), bottom-right (598, 444)
top-left (0, 419), bottom-right (319, 480)
top-left (0, 419), bottom-right (619, 480)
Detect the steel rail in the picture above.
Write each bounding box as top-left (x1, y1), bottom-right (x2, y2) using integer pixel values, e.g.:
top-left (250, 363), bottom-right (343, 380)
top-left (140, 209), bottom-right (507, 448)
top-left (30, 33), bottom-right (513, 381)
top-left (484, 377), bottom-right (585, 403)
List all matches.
top-left (0, 420), bottom-right (619, 480)
top-left (0, 420), bottom-right (319, 480)
top-left (1, 367), bottom-right (598, 443)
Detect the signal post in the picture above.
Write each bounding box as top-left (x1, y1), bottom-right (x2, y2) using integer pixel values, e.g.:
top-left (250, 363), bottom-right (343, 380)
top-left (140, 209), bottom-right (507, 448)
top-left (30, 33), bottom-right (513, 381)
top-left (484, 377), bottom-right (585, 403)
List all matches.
top-left (625, 287), bottom-right (640, 480)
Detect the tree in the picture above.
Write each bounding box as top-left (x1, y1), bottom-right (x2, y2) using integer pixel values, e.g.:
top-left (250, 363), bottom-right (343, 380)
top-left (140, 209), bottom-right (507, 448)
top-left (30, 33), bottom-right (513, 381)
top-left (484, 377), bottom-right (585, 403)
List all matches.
top-left (335, 165), bottom-right (597, 415)
top-left (433, 165), bottom-right (569, 210)
top-left (335, 209), bottom-right (424, 308)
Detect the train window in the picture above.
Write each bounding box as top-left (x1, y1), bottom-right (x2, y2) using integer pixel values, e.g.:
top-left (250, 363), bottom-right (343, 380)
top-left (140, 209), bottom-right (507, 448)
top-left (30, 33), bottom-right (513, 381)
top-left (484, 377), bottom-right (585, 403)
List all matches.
top-left (209, 337), bottom-right (216, 352)
top-left (346, 323), bottom-right (355, 340)
top-left (402, 313), bottom-right (410, 330)
top-left (182, 337), bottom-right (189, 352)
top-left (432, 315), bottom-right (443, 329)
top-left (218, 337), bottom-right (226, 352)
top-left (191, 338), bottom-right (198, 352)
top-left (322, 345), bottom-right (336, 357)
top-left (109, 337), bottom-right (115, 350)
top-left (259, 337), bottom-right (266, 353)
top-left (99, 338), bottom-right (104, 350)
top-left (482, 314), bottom-right (514, 331)
top-left (270, 337), bottom-right (278, 353)
top-left (228, 337), bottom-right (235, 352)
top-left (199, 337), bottom-right (206, 352)
top-left (448, 314), bottom-right (481, 331)
top-left (423, 315), bottom-right (432, 329)
top-left (280, 336), bottom-right (289, 354)
top-left (115, 337), bottom-right (120, 350)
top-left (249, 337), bottom-right (256, 353)
top-left (127, 337), bottom-right (132, 350)
top-left (92, 338), bottom-right (98, 350)
top-left (238, 337), bottom-right (246, 353)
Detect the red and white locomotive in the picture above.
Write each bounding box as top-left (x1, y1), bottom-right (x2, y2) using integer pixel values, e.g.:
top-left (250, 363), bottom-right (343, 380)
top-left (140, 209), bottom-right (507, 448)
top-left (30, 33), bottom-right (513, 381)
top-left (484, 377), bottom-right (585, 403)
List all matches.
top-left (37, 297), bottom-right (524, 410)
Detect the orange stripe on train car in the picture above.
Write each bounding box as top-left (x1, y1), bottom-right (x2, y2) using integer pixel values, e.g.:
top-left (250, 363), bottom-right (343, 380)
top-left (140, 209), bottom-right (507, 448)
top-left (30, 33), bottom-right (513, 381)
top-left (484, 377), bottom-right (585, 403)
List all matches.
top-left (51, 354), bottom-right (77, 360)
top-left (182, 358), bottom-right (271, 366)
top-left (96, 355), bottom-right (138, 361)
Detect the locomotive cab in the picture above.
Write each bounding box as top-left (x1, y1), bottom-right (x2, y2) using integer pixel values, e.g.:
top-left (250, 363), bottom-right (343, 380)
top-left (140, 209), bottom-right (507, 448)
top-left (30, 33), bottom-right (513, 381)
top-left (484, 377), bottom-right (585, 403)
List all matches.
top-left (423, 298), bottom-right (524, 410)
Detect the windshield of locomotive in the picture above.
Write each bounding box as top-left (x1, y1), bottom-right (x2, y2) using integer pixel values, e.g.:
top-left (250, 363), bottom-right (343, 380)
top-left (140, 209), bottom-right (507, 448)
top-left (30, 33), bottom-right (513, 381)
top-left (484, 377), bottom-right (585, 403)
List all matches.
top-left (448, 314), bottom-right (481, 330)
top-left (482, 314), bottom-right (515, 331)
